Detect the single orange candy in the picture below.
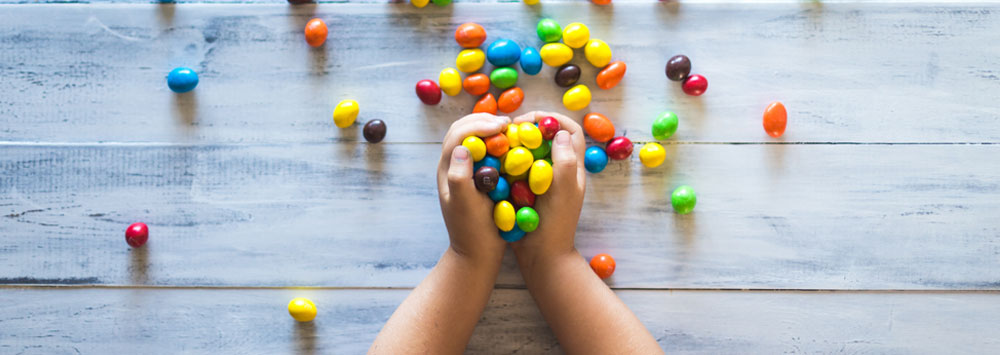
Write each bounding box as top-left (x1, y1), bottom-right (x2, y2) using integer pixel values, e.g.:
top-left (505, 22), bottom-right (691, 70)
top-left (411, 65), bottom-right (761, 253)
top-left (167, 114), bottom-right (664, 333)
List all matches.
top-left (763, 101), bottom-right (787, 138)
top-left (485, 133), bottom-right (510, 157)
top-left (497, 87), bottom-right (524, 114)
top-left (589, 253), bottom-right (616, 279)
top-left (454, 23), bottom-right (487, 48)
top-left (304, 18), bottom-right (328, 48)
top-left (473, 93), bottom-right (497, 114)
top-left (591, 0), bottom-right (612, 4)
top-left (583, 112), bottom-right (616, 142)
top-left (463, 74), bottom-right (490, 96)
top-left (596, 61), bottom-right (626, 90)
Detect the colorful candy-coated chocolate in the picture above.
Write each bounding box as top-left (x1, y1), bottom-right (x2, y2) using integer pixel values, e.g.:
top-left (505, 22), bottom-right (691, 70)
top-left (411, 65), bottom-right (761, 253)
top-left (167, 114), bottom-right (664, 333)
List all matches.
top-left (652, 111), bottom-right (679, 140)
top-left (538, 116), bottom-right (560, 140)
top-left (490, 67), bottom-right (518, 89)
top-left (489, 176), bottom-right (510, 202)
top-left (474, 166), bottom-right (500, 192)
top-left (288, 297), bottom-right (317, 322)
top-left (509, 180), bottom-right (536, 209)
top-left (498, 87), bottom-right (524, 114)
top-left (682, 74), bottom-right (708, 96)
top-left (536, 19), bottom-right (562, 43)
top-left (763, 101), bottom-right (787, 138)
top-left (304, 18), bottom-right (328, 47)
top-left (584, 146), bottom-right (609, 173)
top-left (439, 68), bottom-right (462, 96)
top-left (486, 39), bottom-right (521, 67)
top-left (561, 22), bottom-right (590, 48)
top-left (562, 84), bottom-right (591, 111)
top-left (494, 200), bottom-right (516, 231)
top-left (474, 155), bottom-right (501, 172)
top-left (665, 54), bottom-right (691, 81)
top-left (583, 112), bottom-right (615, 142)
top-left (166, 67), bottom-right (198, 93)
top-left (589, 254), bottom-right (616, 279)
top-left (671, 185), bottom-right (697, 214)
top-left (584, 39), bottom-right (612, 68)
top-left (411, 0), bottom-right (429, 7)
top-left (530, 140), bottom-right (551, 159)
top-left (125, 222), bottom-right (149, 248)
top-left (555, 64), bottom-right (581, 88)
top-left (485, 133), bottom-right (510, 157)
top-left (596, 61), bottom-right (626, 90)
top-left (507, 168), bottom-right (529, 182)
top-left (540, 43), bottom-right (573, 67)
top-left (473, 93), bottom-right (498, 114)
top-left (333, 99), bottom-right (359, 128)
top-left (605, 136), bottom-right (633, 160)
top-left (528, 159), bottom-right (553, 195)
top-left (505, 123), bottom-right (522, 147)
top-left (463, 73), bottom-right (490, 96)
top-left (363, 119), bottom-right (387, 143)
top-left (520, 47), bottom-right (543, 75)
top-left (456, 49), bottom-right (486, 73)
top-left (639, 142), bottom-right (666, 168)
top-left (591, 0), bottom-right (611, 4)
top-left (523, 0), bottom-right (539, 4)
top-left (515, 207), bottom-right (540, 232)
top-left (499, 222), bottom-right (526, 242)
top-left (462, 136), bottom-right (487, 162)
top-left (504, 147), bottom-right (533, 176)
top-left (454, 23), bottom-right (486, 48)
top-left (432, 0), bottom-right (451, 6)
top-left (415, 80), bottom-right (442, 105)
top-left (518, 122), bottom-right (543, 149)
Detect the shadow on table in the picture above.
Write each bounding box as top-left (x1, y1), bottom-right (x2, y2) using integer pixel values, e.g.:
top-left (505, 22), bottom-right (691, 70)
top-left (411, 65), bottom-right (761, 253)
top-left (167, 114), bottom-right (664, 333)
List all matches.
top-left (129, 245), bottom-right (150, 285)
top-left (173, 91), bottom-right (199, 127)
top-left (294, 321), bottom-right (318, 355)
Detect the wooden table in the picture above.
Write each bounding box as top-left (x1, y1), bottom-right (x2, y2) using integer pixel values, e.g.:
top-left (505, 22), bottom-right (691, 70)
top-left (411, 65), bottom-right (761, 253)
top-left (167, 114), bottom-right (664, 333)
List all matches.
top-left (2, 1), bottom-right (999, 353)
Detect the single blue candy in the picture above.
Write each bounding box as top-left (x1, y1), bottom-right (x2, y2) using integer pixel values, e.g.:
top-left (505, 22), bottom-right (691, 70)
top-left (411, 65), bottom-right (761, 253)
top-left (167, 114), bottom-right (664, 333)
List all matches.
top-left (584, 146), bottom-right (609, 173)
top-left (520, 47), bottom-right (542, 75)
top-left (499, 222), bottom-right (526, 242)
top-left (489, 176), bottom-right (510, 202)
top-left (486, 39), bottom-right (521, 67)
top-left (474, 155), bottom-right (501, 172)
top-left (167, 67), bottom-right (199, 93)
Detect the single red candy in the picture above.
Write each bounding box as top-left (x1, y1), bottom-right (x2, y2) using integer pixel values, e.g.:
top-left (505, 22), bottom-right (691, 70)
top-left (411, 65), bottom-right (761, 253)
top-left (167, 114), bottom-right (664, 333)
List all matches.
top-left (538, 116), bottom-right (560, 141)
top-left (681, 74), bottom-right (708, 96)
top-left (125, 222), bottom-right (149, 248)
top-left (509, 180), bottom-right (536, 209)
top-left (605, 136), bottom-right (633, 160)
top-left (415, 79), bottom-right (442, 105)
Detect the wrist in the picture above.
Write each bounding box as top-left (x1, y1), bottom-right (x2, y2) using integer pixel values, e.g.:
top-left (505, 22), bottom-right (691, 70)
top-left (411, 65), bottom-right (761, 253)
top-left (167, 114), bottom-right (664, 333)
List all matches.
top-left (446, 244), bottom-right (504, 273)
top-left (513, 246), bottom-right (580, 281)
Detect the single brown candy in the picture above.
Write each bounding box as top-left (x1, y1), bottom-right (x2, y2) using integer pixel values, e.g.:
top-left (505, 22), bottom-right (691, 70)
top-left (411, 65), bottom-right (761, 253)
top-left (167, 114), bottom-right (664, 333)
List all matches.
top-left (665, 55), bottom-right (691, 81)
top-left (554, 64), bottom-right (581, 88)
top-left (474, 166), bottom-right (500, 192)
top-left (363, 119), bottom-right (387, 143)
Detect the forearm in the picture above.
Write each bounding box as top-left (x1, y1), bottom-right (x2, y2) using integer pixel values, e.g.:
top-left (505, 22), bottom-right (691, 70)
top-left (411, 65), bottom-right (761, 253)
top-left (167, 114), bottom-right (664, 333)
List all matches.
top-left (370, 246), bottom-right (503, 354)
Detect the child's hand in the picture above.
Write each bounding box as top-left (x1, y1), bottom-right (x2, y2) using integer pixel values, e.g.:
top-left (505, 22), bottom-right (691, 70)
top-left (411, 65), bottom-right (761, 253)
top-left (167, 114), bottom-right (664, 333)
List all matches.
top-left (437, 113), bottom-right (512, 262)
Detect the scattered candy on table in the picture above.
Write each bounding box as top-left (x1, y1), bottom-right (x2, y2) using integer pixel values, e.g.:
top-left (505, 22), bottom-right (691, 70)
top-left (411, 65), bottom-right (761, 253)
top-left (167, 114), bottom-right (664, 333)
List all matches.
top-left (486, 39), bottom-right (521, 67)
top-left (652, 111), bottom-right (679, 140)
top-left (763, 101), bottom-right (787, 138)
top-left (462, 136), bottom-right (487, 161)
top-left (498, 87), bottom-right (525, 113)
top-left (584, 146), bottom-right (609, 173)
top-left (490, 67), bottom-right (519, 89)
top-left (555, 64), bottom-right (581, 87)
top-left (589, 253), bottom-right (616, 279)
top-left (474, 166), bottom-right (500, 192)
top-left (671, 185), bottom-right (697, 214)
top-left (125, 222), bottom-right (148, 248)
top-left (166, 67), bottom-right (198, 93)
top-left (639, 142), bottom-right (666, 168)
top-left (584, 39), bottom-right (612, 67)
top-left (288, 298), bottom-right (317, 322)
top-left (591, 0), bottom-right (612, 5)
top-left (456, 49), bottom-right (486, 73)
top-left (454, 22), bottom-right (486, 48)
top-left (665, 54), bottom-right (691, 81)
top-left (415, 79), bottom-right (441, 105)
top-left (562, 84), bottom-right (591, 111)
top-left (682, 74), bottom-right (708, 96)
top-left (363, 119), bottom-right (387, 143)
top-left (411, 0), bottom-right (429, 7)
top-left (432, 0), bottom-right (451, 6)
top-left (561, 22), bottom-right (590, 48)
top-left (463, 73), bottom-right (490, 95)
top-left (596, 61), bottom-right (626, 90)
top-left (520, 47), bottom-right (543, 75)
top-left (536, 19), bottom-right (562, 43)
top-left (583, 112), bottom-right (615, 142)
top-left (473, 93), bottom-right (498, 114)
top-left (304, 18), bottom-right (328, 47)
top-left (439, 68), bottom-right (462, 96)
top-left (333, 99), bottom-right (359, 128)
top-left (605, 136), bottom-right (633, 160)
top-left (540, 43), bottom-right (573, 67)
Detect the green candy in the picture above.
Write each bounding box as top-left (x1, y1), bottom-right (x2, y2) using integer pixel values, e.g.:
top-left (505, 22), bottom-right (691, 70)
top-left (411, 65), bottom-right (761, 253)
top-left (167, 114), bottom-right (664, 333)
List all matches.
top-left (432, 0), bottom-right (451, 6)
top-left (536, 19), bottom-right (562, 43)
top-left (652, 111), bottom-right (679, 140)
top-left (544, 157), bottom-right (553, 166)
top-left (530, 140), bottom-right (552, 160)
top-left (515, 206), bottom-right (540, 232)
top-left (671, 185), bottom-right (697, 214)
top-left (490, 67), bottom-right (518, 89)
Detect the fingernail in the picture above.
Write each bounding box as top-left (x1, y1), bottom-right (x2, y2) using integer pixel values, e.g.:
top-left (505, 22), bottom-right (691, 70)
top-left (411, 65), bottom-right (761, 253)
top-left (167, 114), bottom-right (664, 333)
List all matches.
top-left (555, 131), bottom-right (570, 146)
top-left (454, 146), bottom-right (469, 161)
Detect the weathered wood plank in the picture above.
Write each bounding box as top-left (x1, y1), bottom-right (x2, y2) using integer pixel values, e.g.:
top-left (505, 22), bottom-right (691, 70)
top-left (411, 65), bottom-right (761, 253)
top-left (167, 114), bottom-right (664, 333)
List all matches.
top-left (2, 3), bottom-right (998, 143)
top-left (3, 143), bottom-right (998, 289)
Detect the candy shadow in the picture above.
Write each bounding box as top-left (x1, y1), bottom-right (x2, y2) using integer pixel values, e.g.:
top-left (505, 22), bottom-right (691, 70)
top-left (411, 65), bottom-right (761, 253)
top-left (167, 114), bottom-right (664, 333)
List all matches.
top-left (173, 92), bottom-right (198, 128)
top-left (673, 209), bottom-right (697, 247)
top-left (129, 245), bottom-right (150, 285)
top-left (293, 321), bottom-right (318, 355)
top-left (310, 48), bottom-right (328, 76)
top-left (156, 3), bottom-right (175, 26)
top-left (364, 141), bottom-right (387, 181)
top-left (766, 138), bottom-right (788, 176)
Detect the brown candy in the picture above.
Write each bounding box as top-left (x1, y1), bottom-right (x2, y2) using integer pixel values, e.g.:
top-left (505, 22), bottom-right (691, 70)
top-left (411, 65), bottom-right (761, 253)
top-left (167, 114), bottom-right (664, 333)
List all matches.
top-left (665, 55), bottom-right (691, 81)
top-left (474, 166), bottom-right (500, 192)
top-left (554, 64), bottom-right (581, 87)
top-left (363, 119), bottom-right (387, 143)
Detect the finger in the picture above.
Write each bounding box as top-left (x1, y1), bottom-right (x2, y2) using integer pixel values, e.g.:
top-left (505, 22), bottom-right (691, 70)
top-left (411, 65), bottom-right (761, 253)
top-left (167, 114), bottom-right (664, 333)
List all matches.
top-left (437, 114), bottom-right (510, 193)
top-left (512, 111), bottom-right (583, 137)
top-left (550, 130), bottom-right (580, 191)
top-left (442, 113), bottom-right (506, 145)
top-left (445, 145), bottom-right (477, 199)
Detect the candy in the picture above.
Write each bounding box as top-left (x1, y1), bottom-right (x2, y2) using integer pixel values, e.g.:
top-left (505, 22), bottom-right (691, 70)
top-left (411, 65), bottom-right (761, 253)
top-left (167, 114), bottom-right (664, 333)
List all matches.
top-left (538, 116), bottom-right (560, 140)
top-left (671, 185), bottom-right (697, 214)
top-left (515, 207), bottom-right (540, 232)
top-left (494, 200), bottom-right (516, 231)
top-left (605, 136), bottom-right (633, 160)
top-left (463, 73), bottom-right (490, 96)
top-left (125, 222), bottom-right (148, 248)
top-left (562, 84), bottom-right (591, 111)
top-left (462, 136), bottom-right (487, 162)
top-left (528, 159), bottom-right (553, 195)
top-left (523, 0), bottom-right (539, 4)
top-left (591, 0), bottom-right (611, 4)
top-left (415, 80), bottom-right (442, 105)
top-left (555, 64), bottom-right (581, 88)
top-left (166, 67), bottom-right (198, 93)
top-left (652, 111), bottom-right (679, 140)
top-left (596, 61), bottom-right (626, 90)
top-left (589, 254), bottom-right (616, 279)
top-left (540, 43), bottom-right (573, 67)
top-left (474, 155), bottom-right (501, 172)
top-left (562, 22), bottom-right (590, 48)
top-left (505, 123), bottom-right (522, 147)
top-left (507, 168), bottom-right (529, 182)
top-left (439, 68), bottom-right (462, 96)
top-left (763, 101), bottom-right (787, 138)
top-left (490, 67), bottom-right (518, 89)
top-left (518, 122), bottom-right (543, 149)
top-left (536, 19), bottom-right (562, 43)
top-left (288, 297), bottom-right (317, 322)
top-left (363, 119), bottom-right (387, 143)
top-left (485, 133), bottom-right (510, 157)
top-left (486, 39), bottom-right (521, 67)
top-left (411, 0), bottom-right (429, 7)
top-left (432, 0), bottom-right (451, 6)
top-left (682, 74), bottom-right (708, 96)
top-left (454, 23), bottom-right (486, 48)
top-left (509, 180), bottom-right (536, 209)
top-left (456, 49), bottom-right (486, 73)
top-left (584, 39), bottom-right (612, 68)
top-left (499, 222), bottom-right (526, 242)
top-left (530, 140), bottom-right (551, 159)
top-left (665, 54), bottom-right (691, 81)
top-left (520, 47), bottom-right (543, 75)
top-left (584, 146), bottom-right (609, 173)
top-left (304, 18), bottom-right (328, 47)
top-left (639, 142), bottom-right (666, 168)
top-left (497, 87), bottom-right (524, 114)
top-left (489, 176), bottom-right (510, 202)
top-left (504, 147), bottom-right (533, 176)
top-left (474, 166), bottom-right (500, 192)
top-left (473, 93), bottom-right (498, 114)
top-left (333, 99), bottom-right (359, 128)
top-left (583, 112), bottom-right (615, 142)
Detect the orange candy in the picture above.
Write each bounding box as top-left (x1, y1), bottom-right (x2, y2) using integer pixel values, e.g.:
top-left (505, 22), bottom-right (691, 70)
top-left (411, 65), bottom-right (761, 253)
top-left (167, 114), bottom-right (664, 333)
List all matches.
top-left (454, 23), bottom-right (487, 48)
top-left (485, 133), bottom-right (510, 157)
top-left (763, 101), bottom-right (787, 138)
top-left (583, 112), bottom-right (616, 142)
top-left (304, 18), bottom-right (328, 48)
top-left (596, 61), bottom-right (626, 90)
top-left (589, 253), bottom-right (616, 279)
top-left (473, 93), bottom-right (498, 114)
top-left (591, 0), bottom-right (612, 4)
top-left (497, 87), bottom-right (524, 114)
top-left (463, 74), bottom-right (490, 96)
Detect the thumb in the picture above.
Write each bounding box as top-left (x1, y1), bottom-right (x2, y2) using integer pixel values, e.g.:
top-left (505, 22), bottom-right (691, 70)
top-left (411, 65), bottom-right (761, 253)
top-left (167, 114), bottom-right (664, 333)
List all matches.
top-left (550, 130), bottom-right (578, 188)
top-left (446, 146), bottom-right (476, 196)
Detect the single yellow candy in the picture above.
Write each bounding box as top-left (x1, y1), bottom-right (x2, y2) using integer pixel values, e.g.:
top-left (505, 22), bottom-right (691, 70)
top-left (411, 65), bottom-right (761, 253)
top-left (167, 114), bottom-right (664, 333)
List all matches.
top-left (504, 147), bottom-right (533, 176)
top-left (523, 0), bottom-right (539, 4)
top-left (562, 22), bottom-right (590, 48)
top-left (584, 39), bottom-right (612, 68)
top-left (506, 123), bottom-right (522, 147)
top-left (539, 43), bottom-right (573, 67)
top-left (639, 142), bottom-right (666, 168)
top-left (333, 99), bottom-right (359, 128)
top-left (562, 84), bottom-right (591, 111)
top-left (439, 68), bottom-right (462, 96)
top-left (411, 0), bottom-right (429, 7)
top-left (462, 136), bottom-right (487, 162)
top-left (288, 297), bottom-right (317, 322)
top-left (529, 159), bottom-right (553, 195)
top-left (494, 200), bottom-right (516, 232)
top-left (518, 122), bottom-right (543, 149)
top-left (456, 49), bottom-right (485, 73)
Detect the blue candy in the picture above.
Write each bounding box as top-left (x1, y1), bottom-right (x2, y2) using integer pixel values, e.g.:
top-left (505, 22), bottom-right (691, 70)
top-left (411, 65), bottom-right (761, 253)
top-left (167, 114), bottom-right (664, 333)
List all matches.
top-left (474, 156), bottom-right (501, 172)
top-left (167, 67), bottom-right (199, 93)
top-left (520, 47), bottom-right (542, 75)
top-left (499, 222), bottom-right (526, 242)
top-left (486, 39), bottom-right (521, 67)
top-left (584, 146), bottom-right (609, 173)
top-left (489, 176), bottom-right (510, 202)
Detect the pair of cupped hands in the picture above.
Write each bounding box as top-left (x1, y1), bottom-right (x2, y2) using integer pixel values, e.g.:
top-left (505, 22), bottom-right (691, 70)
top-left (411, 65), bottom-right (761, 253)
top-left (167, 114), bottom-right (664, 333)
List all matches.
top-left (437, 111), bottom-right (587, 267)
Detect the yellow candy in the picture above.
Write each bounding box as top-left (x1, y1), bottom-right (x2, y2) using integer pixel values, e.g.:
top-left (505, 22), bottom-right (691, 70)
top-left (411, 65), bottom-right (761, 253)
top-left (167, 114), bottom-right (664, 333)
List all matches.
top-left (288, 297), bottom-right (317, 322)
top-left (504, 147), bottom-right (533, 176)
top-left (528, 159), bottom-right (553, 195)
top-left (539, 43), bottom-right (573, 67)
top-left (562, 84), bottom-right (591, 111)
top-left (411, 0), bottom-right (429, 7)
top-left (333, 99), bottom-right (359, 128)
top-left (462, 136), bottom-right (487, 162)
top-left (639, 142), bottom-right (666, 168)
top-left (562, 22), bottom-right (590, 48)
top-left (494, 200), bottom-right (516, 232)
top-left (518, 122), bottom-right (543, 149)
top-left (524, 0), bottom-right (539, 4)
top-left (456, 49), bottom-right (485, 73)
top-left (584, 39), bottom-right (612, 68)
top-left (439, 68), bottom-right (462, 96)
top-left (505, 123), bottom-right (522, 147)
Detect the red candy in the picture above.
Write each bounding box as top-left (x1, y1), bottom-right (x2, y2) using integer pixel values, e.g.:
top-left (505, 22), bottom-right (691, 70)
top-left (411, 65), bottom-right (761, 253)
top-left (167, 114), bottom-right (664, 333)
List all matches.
top-left (509, 180), bottom-right (536, 209)
top-left (125, 222), bottom-right (149, 248)
top-left (538, 116), bottom-right (560, 140)
top-left (589, 253), bottom-right (616, 279)
top-left (415, 79), bottom-right (442, 105)
top-left (763, 101), bottom-right (787, 138)
top-left (682, 74), bottom-right (708, 96)
top-left (605, 136), bottom-right (633, 160)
